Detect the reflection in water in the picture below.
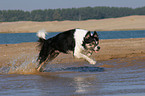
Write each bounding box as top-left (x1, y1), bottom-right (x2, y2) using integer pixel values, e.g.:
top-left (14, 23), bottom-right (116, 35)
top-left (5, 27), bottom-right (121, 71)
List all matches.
top-left (74, 77), bottom-right (89, 93)
top-left (37, 73), bottom-right (100, 95)
top-left (1, 57), bottom-right (145, 96)
top-left (73, 77), bottom-right (98, 94)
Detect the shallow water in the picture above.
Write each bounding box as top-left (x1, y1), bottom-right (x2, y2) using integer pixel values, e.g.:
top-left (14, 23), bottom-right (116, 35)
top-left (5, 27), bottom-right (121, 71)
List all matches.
top-left (1, 57), bottom-right (145, 96)
top-left (0, 30), bottom-right (145, 44)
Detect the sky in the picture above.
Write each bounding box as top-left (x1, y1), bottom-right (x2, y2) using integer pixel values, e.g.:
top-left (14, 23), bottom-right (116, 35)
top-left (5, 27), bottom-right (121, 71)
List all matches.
top-left (0, 0), bottom-right (145, 11)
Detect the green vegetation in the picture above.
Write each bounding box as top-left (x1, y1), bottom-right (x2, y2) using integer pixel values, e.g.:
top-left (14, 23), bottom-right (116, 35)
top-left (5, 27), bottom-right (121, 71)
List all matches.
top-left (0, 6), bottom-right (145, 22)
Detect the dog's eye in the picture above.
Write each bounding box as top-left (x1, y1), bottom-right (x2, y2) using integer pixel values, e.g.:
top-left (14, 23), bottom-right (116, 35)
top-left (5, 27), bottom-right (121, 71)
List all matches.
top-left (89, 44), bottom-right (92, 46)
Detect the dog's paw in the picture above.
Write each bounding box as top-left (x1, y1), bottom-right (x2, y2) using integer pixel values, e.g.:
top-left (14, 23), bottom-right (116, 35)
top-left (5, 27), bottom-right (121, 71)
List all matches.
top-left (89, 60), bottom-right (96, 65)
top-left (87, 53), bottom-right (92, 56)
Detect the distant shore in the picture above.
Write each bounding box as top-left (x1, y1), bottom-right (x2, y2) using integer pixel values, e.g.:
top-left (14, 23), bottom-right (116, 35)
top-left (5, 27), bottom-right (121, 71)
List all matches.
top-left (0, 15), bottom-right (145, 33)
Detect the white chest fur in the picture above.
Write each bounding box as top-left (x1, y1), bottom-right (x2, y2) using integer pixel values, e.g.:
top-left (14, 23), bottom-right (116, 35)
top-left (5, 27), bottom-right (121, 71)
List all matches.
top-left (74, 29), bottom-right (88, 51)
top-left (73, 29), bottom-right (96, 64)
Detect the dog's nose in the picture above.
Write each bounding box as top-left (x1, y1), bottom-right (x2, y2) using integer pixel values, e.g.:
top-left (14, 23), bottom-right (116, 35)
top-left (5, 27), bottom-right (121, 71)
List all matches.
top-left (97, 46), bottom-right (100, 50)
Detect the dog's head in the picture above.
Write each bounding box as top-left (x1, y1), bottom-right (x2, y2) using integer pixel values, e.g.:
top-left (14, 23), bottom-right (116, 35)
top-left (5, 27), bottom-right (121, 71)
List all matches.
top-left (82, 31), bottom-right (100, 55)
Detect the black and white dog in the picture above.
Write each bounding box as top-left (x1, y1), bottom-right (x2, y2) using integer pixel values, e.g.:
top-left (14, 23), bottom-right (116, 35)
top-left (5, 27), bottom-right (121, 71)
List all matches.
top-left (36, 29), bottom-right (100, 71)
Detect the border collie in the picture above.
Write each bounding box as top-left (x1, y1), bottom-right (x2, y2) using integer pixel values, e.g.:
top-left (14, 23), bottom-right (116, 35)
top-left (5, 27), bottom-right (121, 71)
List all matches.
top-left (36, 29), bottom-right (100, 72)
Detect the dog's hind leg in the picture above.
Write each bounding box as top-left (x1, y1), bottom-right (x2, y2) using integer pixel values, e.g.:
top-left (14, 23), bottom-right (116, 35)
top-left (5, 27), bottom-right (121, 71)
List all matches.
top-left (48, 50), bottom-right (60, 61)
top-left (37, 62), bottom-right (44, 72)
top-left (37, 57), bottom-right (49, 72)
top-left (37, 50), bottom-right (60, 72)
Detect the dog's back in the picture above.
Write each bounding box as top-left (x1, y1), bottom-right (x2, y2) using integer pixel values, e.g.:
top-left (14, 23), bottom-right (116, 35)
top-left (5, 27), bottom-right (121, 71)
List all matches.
top-left (37, 29), bottom-right (76, 65)
top-left (50, 29), bottom-right (75, 53)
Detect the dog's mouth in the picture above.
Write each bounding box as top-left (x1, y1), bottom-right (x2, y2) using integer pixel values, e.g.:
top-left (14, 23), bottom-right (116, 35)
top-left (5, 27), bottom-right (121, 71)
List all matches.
top-left (84, 43), bottom-right (100, 55)
top-left (94, 50), bottom-right (99, 53)
top-left (85, 43), bottom-right (100, 53)
top-left (93, 46), bottom-right (100, 53)
top-left (85, 46), bottom-right (100, 56)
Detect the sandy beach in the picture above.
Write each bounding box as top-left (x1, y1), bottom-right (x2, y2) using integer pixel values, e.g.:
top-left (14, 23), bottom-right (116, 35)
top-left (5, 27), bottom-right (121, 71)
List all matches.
top-left (1, 38), bottom-right (145, 69)
top-left (0, 15), bottom-right (145, 33)
top-left (0, 15), bottom-right (145, 69)
top-left (1, 15), bottom-right (145, 69)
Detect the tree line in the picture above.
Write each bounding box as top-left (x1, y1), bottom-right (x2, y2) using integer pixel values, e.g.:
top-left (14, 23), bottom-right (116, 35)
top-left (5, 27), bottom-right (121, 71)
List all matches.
top-left (0, 6), bottom-right (145, 22)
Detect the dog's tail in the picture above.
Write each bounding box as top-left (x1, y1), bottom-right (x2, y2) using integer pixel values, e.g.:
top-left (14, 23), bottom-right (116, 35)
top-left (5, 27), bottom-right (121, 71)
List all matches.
top-left (37, 29), bottom-right (47, 42)
top-left (37, 29), bottom-right (48, 63)
top-left (37, 29), bottom-right (47, 48)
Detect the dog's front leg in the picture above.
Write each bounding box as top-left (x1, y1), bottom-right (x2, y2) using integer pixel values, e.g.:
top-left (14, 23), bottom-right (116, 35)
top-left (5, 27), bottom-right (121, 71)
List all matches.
top-left (74, 52), bottom-right (96, 65)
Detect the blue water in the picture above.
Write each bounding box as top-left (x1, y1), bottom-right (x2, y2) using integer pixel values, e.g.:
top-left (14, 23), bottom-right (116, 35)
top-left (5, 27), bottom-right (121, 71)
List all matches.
top-left (0, 30), bottom-right (145, 44)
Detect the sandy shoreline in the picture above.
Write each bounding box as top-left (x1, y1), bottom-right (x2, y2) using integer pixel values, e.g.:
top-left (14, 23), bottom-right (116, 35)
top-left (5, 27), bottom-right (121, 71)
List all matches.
top-left (0, 15), bottom-right (145, 33)
top-left (1, 15), bottom-right (145, 71)
top-left (1, 38), bottom-right (145, 68)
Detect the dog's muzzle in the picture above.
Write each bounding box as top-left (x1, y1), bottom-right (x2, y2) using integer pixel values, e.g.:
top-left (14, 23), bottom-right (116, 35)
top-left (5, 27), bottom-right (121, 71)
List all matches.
top-left (94, 46), bottom-right (100, 53)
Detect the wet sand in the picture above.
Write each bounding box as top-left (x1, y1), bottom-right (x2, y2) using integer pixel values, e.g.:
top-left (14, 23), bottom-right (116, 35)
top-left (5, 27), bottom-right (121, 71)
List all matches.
top-left (0, 38), bottom-right (145, 70)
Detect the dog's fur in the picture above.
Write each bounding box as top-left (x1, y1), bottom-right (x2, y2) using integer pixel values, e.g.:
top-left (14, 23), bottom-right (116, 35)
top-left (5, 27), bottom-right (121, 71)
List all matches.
top-left (36, 29), bottom-right (100, 71)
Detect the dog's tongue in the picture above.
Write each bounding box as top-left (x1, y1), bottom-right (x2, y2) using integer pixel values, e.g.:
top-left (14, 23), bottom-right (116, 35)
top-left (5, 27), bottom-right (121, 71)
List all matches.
top-left (95, 50), bottom-right (98, 53)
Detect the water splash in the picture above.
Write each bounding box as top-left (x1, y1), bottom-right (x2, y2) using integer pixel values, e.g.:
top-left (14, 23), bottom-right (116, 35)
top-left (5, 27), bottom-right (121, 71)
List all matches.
top-left (0, 55), bottom-right (38, 74)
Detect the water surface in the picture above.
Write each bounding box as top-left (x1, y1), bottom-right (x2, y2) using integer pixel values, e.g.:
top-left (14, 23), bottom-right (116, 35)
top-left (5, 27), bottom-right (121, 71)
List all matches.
top-left (0, 30), bottom-right (145, 44)
top-left (1, 57), bottom-right (145, 96)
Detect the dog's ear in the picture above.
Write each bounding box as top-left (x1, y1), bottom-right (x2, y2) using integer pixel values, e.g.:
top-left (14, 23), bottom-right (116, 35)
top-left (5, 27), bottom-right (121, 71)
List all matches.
top-left (85, 31), bottom-right (91, 39)
top-left (93, 31), bottom-right (99, 38)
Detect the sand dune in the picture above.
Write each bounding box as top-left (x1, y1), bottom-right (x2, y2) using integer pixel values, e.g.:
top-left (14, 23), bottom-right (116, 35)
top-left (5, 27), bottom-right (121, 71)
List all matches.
top-left (0, 15), bottom-right (145, 33)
